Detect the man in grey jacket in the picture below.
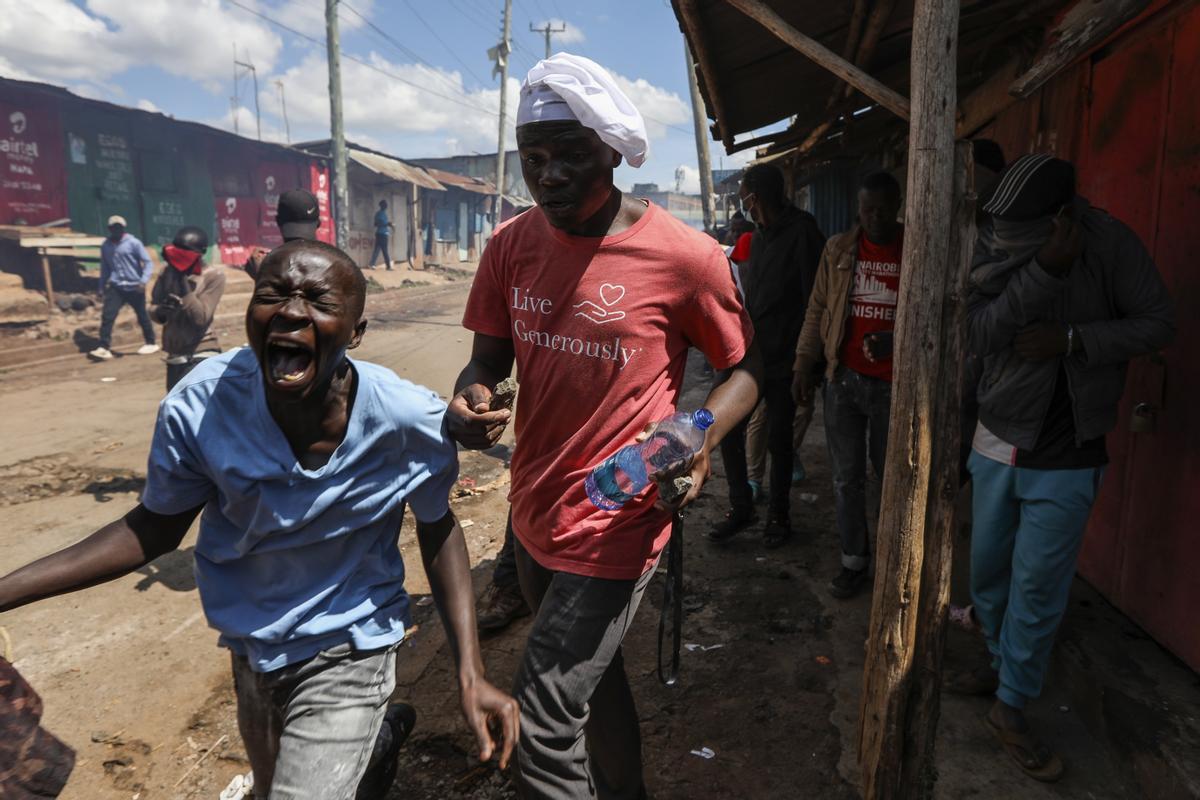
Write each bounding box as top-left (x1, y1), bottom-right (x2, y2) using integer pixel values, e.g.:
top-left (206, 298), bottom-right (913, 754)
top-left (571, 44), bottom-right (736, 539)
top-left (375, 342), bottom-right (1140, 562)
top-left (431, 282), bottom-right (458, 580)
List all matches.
top-left (966, 154), bottom-right (1174, 782)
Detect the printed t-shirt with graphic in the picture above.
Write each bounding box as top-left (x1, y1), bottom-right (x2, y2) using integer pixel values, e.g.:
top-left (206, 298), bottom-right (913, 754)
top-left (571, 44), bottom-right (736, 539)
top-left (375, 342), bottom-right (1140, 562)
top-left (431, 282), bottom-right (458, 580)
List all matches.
top-left (141, 347), bottom-right (458, 672)
top-left (840, 229), bottom-right (903, 382)
top-left (462, 202), bottom-right (753, 580)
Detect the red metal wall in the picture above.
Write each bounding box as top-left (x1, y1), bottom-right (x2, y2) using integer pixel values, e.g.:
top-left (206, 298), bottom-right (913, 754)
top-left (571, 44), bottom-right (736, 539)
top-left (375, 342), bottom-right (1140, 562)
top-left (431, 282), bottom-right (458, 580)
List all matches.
top-left (976, 3), bottom-right (1200, 671)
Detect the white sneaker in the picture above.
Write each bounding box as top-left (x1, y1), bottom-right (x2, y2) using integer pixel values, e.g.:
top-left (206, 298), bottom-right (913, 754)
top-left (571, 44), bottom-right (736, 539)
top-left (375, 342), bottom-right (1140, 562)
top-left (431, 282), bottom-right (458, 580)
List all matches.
top-left (136, 343), bottom-right (160, 355)
top-left (88, 346), bottom-right (114, 360)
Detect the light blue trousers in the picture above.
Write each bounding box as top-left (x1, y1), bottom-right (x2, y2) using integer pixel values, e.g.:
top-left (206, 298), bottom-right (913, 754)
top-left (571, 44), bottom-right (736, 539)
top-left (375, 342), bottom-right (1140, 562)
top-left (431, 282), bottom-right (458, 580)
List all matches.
top-left (968, 451), bottom-right (1104, 709)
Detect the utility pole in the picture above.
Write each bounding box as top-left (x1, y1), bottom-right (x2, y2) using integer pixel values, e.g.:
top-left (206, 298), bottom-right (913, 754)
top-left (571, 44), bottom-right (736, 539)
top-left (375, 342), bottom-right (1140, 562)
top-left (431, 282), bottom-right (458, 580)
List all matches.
top-left (275, 80), bottom-right (291, 143)
top-left (530, 20), bottom-right (566, 59)
top-left (235, 60), bottom-right (261, 140)
top-left (683, 43), bottom-right (716, 231)
top-left (231, 45), bottom-right (239, 136)
top-left (326, 0), bottom-right (349, 249)
top-left (489, 0), bottom-right (512, 227)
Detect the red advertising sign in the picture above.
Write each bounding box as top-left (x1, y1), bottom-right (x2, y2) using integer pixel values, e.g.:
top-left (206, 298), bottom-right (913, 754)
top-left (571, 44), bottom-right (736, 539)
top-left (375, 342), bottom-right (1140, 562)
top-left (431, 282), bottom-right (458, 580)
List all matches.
top-left (308, 162), bottom-right (335, 244)
top-left (0, 96), bottom-right (67, 225)
top-left (214, 194), bottom-right (263, 265)
top-left (254, 161), bottom-right (297, 249)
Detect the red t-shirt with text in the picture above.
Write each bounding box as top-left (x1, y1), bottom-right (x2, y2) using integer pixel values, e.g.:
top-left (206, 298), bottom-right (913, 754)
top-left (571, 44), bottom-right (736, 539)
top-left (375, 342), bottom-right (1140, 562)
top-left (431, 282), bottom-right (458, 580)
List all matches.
top-left (840, 230), bottom-right (903, 382)
top-left (463, 203), bottom-right (753, 580)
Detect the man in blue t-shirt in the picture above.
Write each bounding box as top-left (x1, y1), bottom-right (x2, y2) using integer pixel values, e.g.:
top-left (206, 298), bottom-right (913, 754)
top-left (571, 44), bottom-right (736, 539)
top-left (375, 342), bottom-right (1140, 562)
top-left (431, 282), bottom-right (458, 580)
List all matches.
top-left (370, 200), bottom-right (394, 270)
top-left (0, 240), bottom-right (517, 799)
top-left (90, 214), bottom-right (159, 361)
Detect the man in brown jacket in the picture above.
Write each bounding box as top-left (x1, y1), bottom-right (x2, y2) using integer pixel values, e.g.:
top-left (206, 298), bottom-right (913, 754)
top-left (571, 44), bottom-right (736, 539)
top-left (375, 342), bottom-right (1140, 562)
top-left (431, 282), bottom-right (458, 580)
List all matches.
top-left (793, 171), bottom-right (903, 599)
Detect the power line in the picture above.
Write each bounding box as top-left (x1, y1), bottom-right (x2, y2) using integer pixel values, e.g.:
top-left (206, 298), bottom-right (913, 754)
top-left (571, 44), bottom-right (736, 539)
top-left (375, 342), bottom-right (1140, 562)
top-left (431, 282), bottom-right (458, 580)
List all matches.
top-left (340, 0), bottom-right (489, 91)
top-left (398, 0), bottom-right (491, 86)
top-left (224, 0), bottom-right (501, 119)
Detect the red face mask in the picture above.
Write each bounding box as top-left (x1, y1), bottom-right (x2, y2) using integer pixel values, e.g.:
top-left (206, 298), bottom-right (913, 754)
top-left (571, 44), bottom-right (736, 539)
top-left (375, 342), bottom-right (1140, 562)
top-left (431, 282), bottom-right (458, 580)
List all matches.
top-left (163, 244), bottom-right (203, 275)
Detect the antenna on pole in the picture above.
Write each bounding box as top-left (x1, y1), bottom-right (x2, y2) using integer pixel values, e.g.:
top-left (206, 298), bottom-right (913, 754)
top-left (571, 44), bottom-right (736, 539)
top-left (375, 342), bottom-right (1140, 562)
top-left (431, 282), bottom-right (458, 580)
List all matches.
top-left (529, 20), bottom-right (567, 59)
top-left (235, 59), bottom-right (262, 140)
top-left (275, 80), bottom-right (291, 144)
top-left (231, 43), bottom-right (239, 135)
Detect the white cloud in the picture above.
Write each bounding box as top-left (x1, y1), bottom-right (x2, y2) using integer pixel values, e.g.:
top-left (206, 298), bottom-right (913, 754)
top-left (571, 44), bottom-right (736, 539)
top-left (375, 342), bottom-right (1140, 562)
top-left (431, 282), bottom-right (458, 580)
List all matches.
top-left (0, 0), bottom-right (292, 92)
top-left (611, 73), bottom-right (690, 143)
top-left (136, 99), bottom-right (162, 113)
top-left (675, 164), bottom-right (701, 194)
top-left (533, 19), bottom-right (585, 47)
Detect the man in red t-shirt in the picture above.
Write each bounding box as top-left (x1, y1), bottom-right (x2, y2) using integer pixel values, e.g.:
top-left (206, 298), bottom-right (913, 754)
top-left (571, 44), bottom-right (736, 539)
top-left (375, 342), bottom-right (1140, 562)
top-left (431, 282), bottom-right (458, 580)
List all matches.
top-left (793, 171), bottom-right (903, 599)
top-left (448, 54), bottom-right (761, 798)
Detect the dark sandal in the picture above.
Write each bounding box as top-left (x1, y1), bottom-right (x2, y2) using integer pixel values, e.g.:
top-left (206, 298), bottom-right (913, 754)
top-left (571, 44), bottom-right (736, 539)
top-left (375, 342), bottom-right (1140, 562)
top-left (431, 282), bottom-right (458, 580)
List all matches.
top-left (983, 714), bottom-right (1065, 782)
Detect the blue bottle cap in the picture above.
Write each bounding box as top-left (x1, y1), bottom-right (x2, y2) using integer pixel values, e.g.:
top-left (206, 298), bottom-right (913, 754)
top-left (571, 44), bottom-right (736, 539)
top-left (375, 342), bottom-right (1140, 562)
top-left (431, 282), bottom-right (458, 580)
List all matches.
top-left (692, 408), bottom-right (715, 430)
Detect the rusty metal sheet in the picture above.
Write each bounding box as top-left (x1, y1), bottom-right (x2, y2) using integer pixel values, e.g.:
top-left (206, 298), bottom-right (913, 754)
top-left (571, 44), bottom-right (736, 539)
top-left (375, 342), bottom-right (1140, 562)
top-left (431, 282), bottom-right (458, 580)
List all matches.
top-left (348, 150), bottom-right (444, 191)
top-left (422, 167), bottom-right (495, 194)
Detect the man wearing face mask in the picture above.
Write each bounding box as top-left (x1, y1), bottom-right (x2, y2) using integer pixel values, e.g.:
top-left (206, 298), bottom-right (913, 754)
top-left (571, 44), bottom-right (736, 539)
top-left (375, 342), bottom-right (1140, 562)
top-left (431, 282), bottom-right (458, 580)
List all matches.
top-left (967, 154), bottom-right (1173, 782)
top-left (793, 170), bottom-right (904, 599)
top-left (710, 164), bottom-right (825, 547)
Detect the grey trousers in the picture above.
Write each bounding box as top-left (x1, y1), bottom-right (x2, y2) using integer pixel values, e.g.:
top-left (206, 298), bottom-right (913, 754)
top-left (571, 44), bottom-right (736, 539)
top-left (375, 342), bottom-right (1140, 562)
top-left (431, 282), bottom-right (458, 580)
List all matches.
top-left (512, 537), bottom-right (655, 800)
top-left (230, 643), bottom-right (397, 800)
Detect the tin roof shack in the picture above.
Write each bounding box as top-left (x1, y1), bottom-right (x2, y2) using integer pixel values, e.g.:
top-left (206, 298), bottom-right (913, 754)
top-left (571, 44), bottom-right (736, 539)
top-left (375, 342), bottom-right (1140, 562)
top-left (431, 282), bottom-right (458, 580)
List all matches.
top-left (420, 167), bottom-right (497, 264)
top-left (0, 75), bottom-right (331, 303)
top-left (675, 0), bottom-right (1200, 794)
top-left (297, 140), bottom-right (445, 270)
top-left (413, 151), bottom-right (534, 229)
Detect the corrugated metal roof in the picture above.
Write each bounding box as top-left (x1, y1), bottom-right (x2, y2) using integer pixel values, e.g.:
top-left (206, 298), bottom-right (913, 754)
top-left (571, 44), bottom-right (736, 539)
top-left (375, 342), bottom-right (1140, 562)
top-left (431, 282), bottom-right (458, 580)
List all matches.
top-left (673, 0), bottom-right (1068, 156)
top-left (348, 150), bottom-right (445, 191)
top-left (422, 167), bottom-right (496, 195)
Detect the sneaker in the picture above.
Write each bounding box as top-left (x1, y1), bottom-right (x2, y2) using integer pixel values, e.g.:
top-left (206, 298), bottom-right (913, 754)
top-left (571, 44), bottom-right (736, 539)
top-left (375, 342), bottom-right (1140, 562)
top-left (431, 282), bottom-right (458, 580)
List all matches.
top-left (356, 703), bottom-right (417, 800)
top-left (707, 506), bottom-right (756, 542)
top-left (747, 480), bottom-right (763, 503)
top-left (762, 515), bottom-right (793, 548)
top-left (88, 346), bottom-right (114, 360)
top-left (136, 343), bottom-right (160, 355)
top-left (791, 459), bottom-right (807, 485)
top-left (829, 566), bottom-right (870, 599)
top-left (476, 581), bottom-right (530, 633)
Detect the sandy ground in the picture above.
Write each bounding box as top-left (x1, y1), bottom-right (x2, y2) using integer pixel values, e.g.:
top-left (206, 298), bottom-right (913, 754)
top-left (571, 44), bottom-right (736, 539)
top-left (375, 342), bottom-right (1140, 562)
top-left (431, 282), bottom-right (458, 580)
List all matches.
top-left (0, 277), bottom-right (1136, 799)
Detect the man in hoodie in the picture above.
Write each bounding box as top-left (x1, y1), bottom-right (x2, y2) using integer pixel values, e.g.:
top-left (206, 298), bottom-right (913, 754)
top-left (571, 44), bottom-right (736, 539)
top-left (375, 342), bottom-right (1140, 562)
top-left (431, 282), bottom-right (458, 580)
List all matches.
top-left (966, 154), bottom-right (1173, 781)
top-left (152, 226), bottom-right (226, 391)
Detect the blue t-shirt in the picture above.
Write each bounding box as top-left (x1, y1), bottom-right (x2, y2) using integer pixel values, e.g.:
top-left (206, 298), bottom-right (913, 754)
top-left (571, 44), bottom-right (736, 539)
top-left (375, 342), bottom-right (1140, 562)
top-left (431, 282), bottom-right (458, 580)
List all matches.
top-left (374, 208), bottom-right (390, 237)
top-left (142, 348), bottom-right (458, 672)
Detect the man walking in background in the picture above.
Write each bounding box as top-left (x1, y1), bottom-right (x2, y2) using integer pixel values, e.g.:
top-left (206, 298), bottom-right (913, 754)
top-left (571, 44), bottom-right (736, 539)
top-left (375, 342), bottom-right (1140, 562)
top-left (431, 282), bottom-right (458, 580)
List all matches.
top-left (89, 215), bottom-right (158, 361)
top-left (371, 199), bottom-right (394, 270)
top-left (710, 163), bottom-right (825, 548)
top-left (794, 171), bottom-right (903, 599)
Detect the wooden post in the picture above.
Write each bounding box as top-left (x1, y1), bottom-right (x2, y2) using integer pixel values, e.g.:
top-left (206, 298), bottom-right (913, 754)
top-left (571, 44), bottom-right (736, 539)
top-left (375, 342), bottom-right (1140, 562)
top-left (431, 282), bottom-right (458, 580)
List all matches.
top-left (38, 249), bottom-right (55, 311)
top-left (856, 0), bottom-right (972, 794)
top-left (409, 182), bottom-right (424, 270)
top-left (723, 0), bottom-right (911, 120)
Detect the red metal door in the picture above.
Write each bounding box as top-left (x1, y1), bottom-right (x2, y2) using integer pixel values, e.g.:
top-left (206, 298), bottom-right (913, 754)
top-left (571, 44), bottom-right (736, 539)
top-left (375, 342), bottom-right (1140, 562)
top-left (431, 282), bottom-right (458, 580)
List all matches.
top-left (1077, 8), bottom-right (1200, 671)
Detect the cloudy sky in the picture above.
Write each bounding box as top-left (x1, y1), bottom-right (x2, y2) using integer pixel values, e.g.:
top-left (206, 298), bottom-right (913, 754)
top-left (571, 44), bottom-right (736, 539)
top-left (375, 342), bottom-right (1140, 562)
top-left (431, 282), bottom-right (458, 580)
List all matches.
top-left (0, 0), bottom-right (756, 192)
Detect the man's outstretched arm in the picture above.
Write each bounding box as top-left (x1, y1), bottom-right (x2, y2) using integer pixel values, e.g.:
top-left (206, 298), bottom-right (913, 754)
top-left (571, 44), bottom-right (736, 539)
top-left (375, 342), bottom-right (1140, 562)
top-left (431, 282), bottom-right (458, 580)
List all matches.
top-left (0, 503), bottom-right (200, 613)
top-left (416, 510), bottom-right (519, 768)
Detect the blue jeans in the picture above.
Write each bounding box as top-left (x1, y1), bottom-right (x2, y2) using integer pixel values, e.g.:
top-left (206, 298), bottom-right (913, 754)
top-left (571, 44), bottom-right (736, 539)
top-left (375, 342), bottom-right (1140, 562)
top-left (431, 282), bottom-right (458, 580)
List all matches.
top-left (369, 234), bottom-right (391, 268)
top-left (823, 366), bottom-right (891, 570)
top-left (99, 284), bottom-right (155, 349)
top-left (968, 451), bottom-right (1104, 709)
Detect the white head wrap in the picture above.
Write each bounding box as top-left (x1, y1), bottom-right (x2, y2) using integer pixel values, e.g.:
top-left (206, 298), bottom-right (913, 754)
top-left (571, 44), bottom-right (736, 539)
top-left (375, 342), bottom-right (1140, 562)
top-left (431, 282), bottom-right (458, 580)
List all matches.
top-left (516, 52), bottom-right (648, 168)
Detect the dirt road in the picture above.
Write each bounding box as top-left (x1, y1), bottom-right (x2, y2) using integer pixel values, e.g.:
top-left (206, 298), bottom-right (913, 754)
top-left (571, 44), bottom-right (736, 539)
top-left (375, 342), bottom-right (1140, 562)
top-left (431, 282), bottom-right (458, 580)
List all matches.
top-left (1, 279), bottom-right (1133, 799)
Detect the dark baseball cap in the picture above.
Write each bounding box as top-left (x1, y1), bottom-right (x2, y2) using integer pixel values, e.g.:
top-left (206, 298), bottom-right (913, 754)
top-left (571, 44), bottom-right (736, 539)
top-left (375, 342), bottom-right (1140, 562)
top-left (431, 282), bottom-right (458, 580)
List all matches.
top-left (276, 188), bottom-right (321, 241)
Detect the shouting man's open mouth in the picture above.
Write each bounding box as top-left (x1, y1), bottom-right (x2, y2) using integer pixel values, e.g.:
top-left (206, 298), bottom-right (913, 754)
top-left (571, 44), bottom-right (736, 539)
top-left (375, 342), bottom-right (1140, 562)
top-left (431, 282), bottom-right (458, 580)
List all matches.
top-left (266, 335), bottom-right (316, 388)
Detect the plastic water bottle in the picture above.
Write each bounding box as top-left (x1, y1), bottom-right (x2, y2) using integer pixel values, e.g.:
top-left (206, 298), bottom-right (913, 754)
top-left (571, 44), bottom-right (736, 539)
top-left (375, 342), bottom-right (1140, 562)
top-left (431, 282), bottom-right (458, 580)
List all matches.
top-left (584, 409), bottom-right (715, 510)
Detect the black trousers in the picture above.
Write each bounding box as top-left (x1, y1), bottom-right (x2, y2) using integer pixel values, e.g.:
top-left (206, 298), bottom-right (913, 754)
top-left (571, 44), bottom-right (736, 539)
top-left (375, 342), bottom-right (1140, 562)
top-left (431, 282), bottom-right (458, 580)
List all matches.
top-left (492, 509), bottom-right (518, 588)
top-left (719, 372), bottom-right (797, 518)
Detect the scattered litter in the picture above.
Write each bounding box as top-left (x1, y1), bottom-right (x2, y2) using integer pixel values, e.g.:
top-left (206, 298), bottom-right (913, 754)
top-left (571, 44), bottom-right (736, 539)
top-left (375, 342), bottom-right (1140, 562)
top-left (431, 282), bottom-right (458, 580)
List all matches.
top-left (416, 596), bottom-right (434, 607)
top-left (815, 656), bottom-right (832, 666)
top-left (220, 771), bottom-right (255, 800)
top-left (100, 376), bottom-right (117, 383)
top-left (689, 746), bottom-right (716, 759)
top-left (457, 477), bottom-right (477, 489)
top-left (799, 493), bottom-right (819, 504)
top-left (684, 643), bottom-right (725, 653)
top-left (460, 519), bottom-right (475, 529)
top-left (173, 733), bottom-right (227, 788)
